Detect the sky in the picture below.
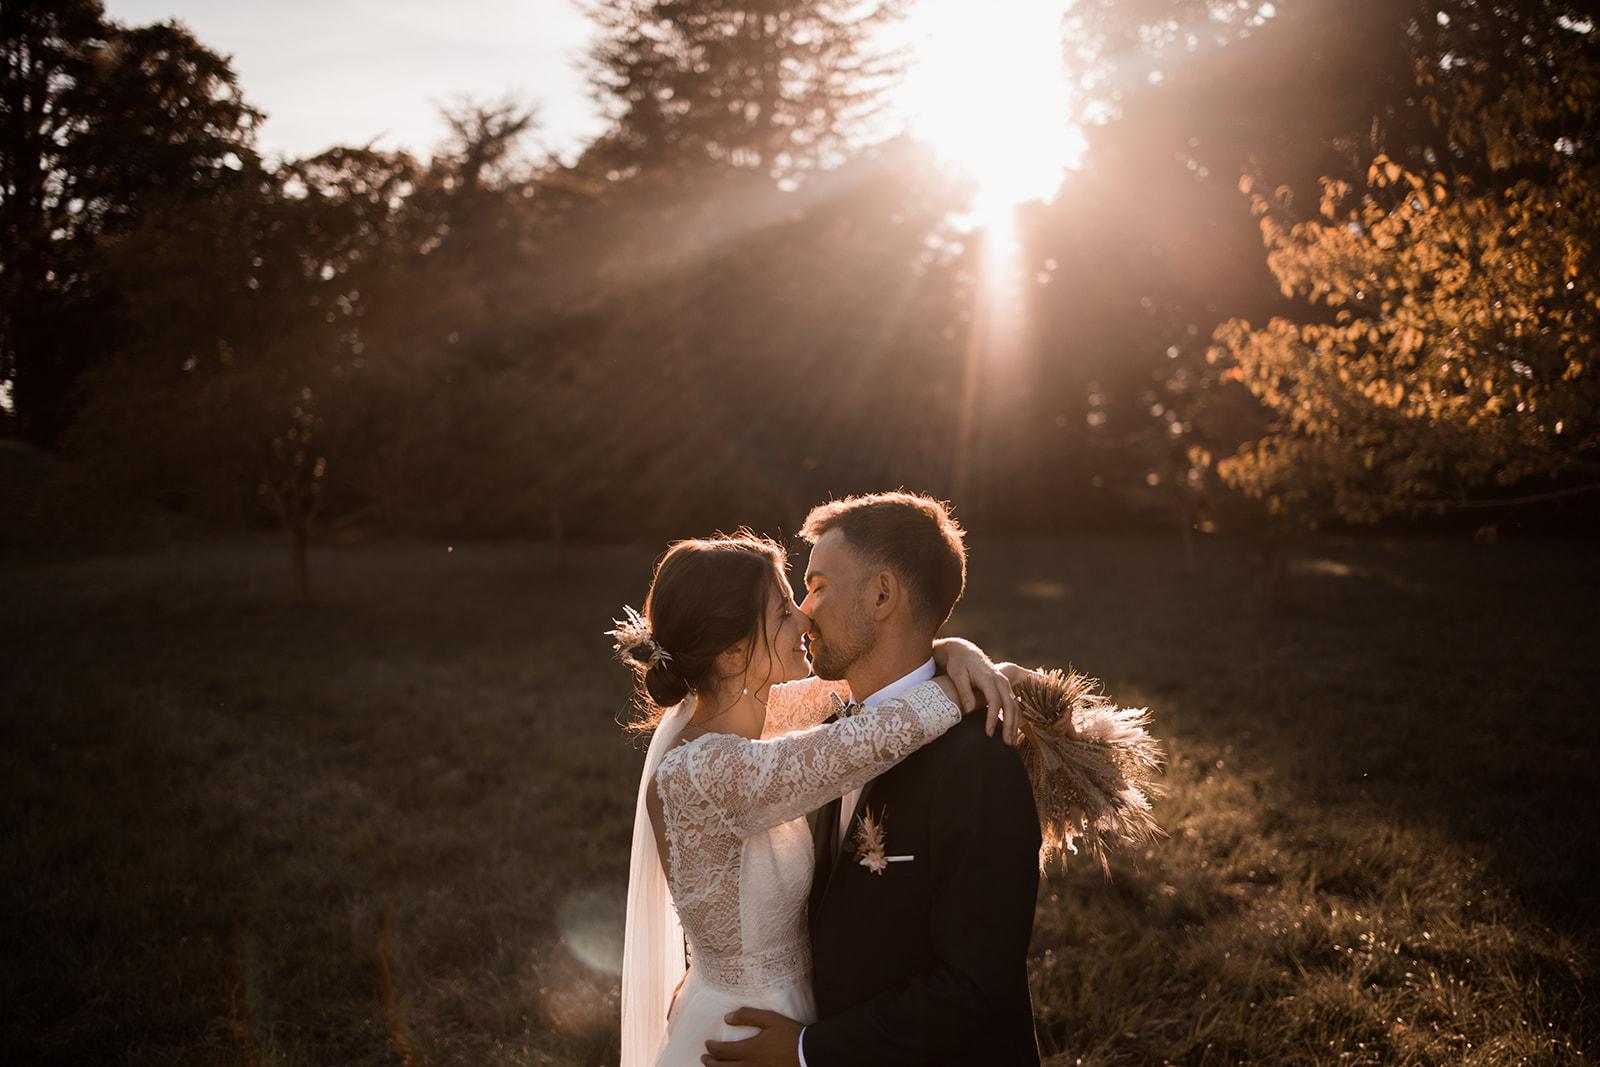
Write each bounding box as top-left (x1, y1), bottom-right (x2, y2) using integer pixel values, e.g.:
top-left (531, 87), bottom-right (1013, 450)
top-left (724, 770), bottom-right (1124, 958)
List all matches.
top-left (100, 0), bottom-right (1086, 212)
top-left (102, 0), bottom-right (607, 163)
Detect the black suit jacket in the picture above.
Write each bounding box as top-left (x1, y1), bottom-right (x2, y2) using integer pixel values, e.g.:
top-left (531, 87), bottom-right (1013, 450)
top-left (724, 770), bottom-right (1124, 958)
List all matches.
top-left (803, 711), bottom-right (1042, 1066)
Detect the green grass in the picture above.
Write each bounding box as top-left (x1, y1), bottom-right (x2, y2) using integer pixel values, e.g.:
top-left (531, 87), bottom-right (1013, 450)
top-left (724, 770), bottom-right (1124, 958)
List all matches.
top-left (2, 534), bottom-right (1595, 1065)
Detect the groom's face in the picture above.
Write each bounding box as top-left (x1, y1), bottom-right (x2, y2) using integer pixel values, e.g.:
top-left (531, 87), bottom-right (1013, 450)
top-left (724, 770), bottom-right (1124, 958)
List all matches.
top-left (799, 529), bottom-right (877, 681)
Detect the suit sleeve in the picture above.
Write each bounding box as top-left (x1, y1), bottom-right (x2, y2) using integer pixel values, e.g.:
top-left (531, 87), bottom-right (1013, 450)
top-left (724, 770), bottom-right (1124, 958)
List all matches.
top-left (799, 731), bottom-right (1041, 1065)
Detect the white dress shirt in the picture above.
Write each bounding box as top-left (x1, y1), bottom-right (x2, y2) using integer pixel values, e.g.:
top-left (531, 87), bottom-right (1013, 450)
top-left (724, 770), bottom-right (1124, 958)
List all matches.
top-left (801, 656), bottom-right (938, 1067)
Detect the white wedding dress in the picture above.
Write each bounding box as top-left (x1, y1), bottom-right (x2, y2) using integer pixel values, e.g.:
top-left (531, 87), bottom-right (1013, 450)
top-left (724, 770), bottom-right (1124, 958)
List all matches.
top-left (620, 676), bottom-right (962, 1066)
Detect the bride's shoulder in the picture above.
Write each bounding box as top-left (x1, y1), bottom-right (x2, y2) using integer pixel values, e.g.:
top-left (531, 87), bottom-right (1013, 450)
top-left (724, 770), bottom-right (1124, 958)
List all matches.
top-left (761, 681), bottom-right (851, 729)
top-left (769, 676), bottom-right (847, 699)
top-left (653, 732), bottom-right (764, 814)
top-left (656, 730), bottom-right (751, 779)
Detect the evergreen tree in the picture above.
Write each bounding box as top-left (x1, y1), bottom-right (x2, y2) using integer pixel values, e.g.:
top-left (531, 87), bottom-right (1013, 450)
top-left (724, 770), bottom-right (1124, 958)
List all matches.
top-left (584, 0), bottom-right (906, 182)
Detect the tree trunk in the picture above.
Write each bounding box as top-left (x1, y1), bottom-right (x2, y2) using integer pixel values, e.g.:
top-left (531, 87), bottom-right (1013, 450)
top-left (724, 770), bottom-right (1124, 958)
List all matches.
top-left (288, 517), bottom-right (312, 605)
top-left (1180, 505), bottom-right (1197, 573)
top-left (1256, 527), bottom-right (1290, 606)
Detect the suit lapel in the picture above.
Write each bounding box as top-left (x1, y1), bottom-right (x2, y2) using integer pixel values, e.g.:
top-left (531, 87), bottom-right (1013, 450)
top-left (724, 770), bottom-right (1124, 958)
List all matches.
top-left (817, 773), bottom-right (881, 908)
top-left (839, 776), bottom-right (879, 859)
top-left (810, 795), bottom-right (841, 915)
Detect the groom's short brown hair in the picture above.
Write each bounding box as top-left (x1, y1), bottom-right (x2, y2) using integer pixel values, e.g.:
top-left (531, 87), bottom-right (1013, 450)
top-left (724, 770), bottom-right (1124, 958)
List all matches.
top-left (800, 491), bottom-right (967, 628)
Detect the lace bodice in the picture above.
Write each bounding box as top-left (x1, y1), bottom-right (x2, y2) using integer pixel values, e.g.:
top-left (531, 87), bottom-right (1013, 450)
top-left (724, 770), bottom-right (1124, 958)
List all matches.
top-left (651, 677), bottom-right (961, 994)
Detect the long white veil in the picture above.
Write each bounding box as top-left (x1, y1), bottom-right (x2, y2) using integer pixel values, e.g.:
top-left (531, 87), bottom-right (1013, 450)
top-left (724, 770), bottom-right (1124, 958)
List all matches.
top-left (619, 696), bottom-right (692, 1067)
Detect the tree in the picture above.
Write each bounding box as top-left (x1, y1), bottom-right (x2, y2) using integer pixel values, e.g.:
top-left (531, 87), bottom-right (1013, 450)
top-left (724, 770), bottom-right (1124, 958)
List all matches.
top-left (987, 0), bottom-right (1423, 543)
top-left (1210, 5), bottom-right (1600, 524)
top-left (66, 95), bottom-right (619, 587)
top-left (0, 1), bottom-right (259, 444)
top-left (584, 0), bottom-right (906, 183)
top-left (71, 147), bottom-right (422, 602)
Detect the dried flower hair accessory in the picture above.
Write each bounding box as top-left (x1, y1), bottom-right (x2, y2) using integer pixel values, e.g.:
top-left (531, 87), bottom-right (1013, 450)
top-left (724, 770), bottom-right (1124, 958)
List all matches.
top-left (606, 605), bottom-right (674, 671)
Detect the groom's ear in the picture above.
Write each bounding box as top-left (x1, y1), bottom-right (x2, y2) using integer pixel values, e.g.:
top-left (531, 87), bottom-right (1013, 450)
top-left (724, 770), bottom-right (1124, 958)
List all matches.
top-left (868, 569), bottom-right (900, 621)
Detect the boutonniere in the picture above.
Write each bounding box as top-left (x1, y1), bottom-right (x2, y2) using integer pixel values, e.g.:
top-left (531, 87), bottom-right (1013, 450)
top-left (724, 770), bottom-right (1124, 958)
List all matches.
top-left (853, 806), bottom-right (888, 874)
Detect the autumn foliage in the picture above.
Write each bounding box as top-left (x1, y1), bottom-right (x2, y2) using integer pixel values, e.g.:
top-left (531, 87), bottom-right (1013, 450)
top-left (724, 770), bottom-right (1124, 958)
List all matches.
top-left (1211, 7), bottom-right (1599, 523)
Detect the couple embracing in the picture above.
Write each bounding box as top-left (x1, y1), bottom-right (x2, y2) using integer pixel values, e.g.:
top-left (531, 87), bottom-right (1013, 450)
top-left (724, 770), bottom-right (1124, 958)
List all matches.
top-left (615, 491), bottom-right (1046, 1067)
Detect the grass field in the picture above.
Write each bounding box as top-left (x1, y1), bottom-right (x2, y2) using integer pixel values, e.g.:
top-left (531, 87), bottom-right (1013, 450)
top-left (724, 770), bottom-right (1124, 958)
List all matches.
top-left (3, 533), bottom-right (1596, 1065)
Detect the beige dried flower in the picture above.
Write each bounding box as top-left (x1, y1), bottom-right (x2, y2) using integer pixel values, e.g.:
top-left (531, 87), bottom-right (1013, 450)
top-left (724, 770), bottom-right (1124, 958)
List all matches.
top-left (1012, 668), bottom-right (1167, 873)
top-left (606, 605), bottom-right (673, 670)
top-left (853, 807), bottom-right (888, 875)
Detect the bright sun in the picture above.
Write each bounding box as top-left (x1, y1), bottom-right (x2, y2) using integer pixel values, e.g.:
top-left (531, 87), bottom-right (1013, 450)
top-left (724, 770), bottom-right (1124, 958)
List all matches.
top-left (888, 0), bottom-right (1085, 226)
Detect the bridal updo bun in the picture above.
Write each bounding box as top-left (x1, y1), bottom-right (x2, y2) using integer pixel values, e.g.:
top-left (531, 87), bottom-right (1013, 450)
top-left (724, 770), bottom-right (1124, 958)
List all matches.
top-left (640, 642), bottom-right (690, 708)
top-left (617, 531), bottom-right (789, 726)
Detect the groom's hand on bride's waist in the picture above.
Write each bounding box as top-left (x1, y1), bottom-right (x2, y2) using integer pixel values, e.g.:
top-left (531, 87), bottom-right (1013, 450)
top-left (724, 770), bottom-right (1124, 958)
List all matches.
top-left (701, 1008), bottom-right (802, 1066)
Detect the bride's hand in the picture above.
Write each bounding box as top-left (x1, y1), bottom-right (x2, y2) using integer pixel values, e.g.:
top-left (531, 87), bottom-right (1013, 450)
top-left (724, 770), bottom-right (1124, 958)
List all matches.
top-left (932, 637), bottom-right (1022, 745)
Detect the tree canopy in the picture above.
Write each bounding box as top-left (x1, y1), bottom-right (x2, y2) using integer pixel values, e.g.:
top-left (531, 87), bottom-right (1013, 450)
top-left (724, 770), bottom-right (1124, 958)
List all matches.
top-left (1211, 2), bottom-right (1600, 523)
top-left (1, 0), bottom-right (258, 444)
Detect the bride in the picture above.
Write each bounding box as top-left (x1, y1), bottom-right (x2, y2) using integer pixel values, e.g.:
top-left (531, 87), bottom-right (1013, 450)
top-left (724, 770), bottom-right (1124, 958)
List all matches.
top-left (612, 531), bottom-right (1021, 1067)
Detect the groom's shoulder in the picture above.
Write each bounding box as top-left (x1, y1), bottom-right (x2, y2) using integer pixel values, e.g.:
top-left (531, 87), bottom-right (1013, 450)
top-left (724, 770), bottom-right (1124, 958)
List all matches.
top-left (910, 714), bottom-right (1036, 832)
top-left (924, 709), bottom-right (1025, 770)
top-left (922, 716), bottom-right (1039, 842)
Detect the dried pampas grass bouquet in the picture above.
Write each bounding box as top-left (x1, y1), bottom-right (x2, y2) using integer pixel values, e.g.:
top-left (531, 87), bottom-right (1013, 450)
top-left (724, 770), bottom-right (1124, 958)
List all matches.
top-left (1010, 667), bottom-right (1166, 873)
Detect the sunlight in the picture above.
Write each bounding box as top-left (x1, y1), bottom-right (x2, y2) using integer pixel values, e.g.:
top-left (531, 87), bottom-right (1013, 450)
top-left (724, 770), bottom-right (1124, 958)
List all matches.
top-left (951, 212), bottom-right (1029, 501)
top-left (890, 0), bottom-right (1086, 226)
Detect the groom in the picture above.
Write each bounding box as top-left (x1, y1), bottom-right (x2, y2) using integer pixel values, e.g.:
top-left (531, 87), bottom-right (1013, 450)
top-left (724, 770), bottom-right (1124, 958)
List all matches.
top-left (704, 491), bottom-right (1042, 1066)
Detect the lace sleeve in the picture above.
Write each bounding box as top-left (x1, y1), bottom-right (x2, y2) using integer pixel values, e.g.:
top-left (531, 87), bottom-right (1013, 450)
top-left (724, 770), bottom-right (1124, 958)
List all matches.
top-left (664, 680), bottom-right (961, 837)
top-left (763, 676), bottom-right (854, 736)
